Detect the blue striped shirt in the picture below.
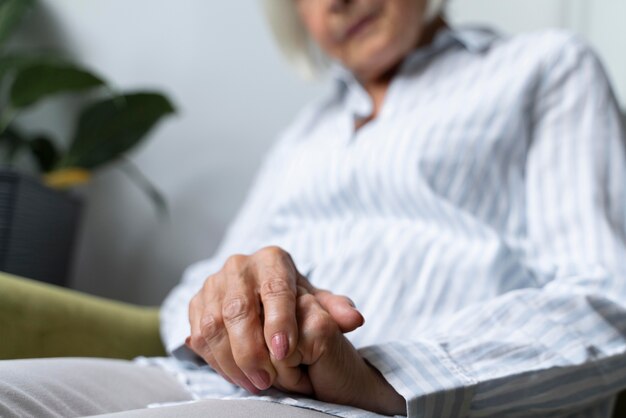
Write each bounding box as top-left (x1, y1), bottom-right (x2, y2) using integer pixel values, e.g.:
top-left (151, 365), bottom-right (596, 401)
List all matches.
top-left (147, 26), bottom-right (626, 417)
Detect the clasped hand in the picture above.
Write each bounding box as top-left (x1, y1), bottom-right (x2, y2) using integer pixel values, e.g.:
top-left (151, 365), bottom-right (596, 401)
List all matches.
top-left (187, 246), bottom-right (406, 415)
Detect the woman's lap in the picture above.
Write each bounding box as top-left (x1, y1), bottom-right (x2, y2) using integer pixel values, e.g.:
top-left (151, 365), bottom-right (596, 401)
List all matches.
top-left (0, 357), bottom-right (193, 417)
top-left (0, 358), bottom-right (334, 417)
top-left (86, 399), bottom-right (335, 417)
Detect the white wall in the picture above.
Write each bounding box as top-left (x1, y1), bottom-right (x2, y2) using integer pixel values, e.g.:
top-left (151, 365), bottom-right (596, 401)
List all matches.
top-left (16, 1), bottom-right (626, 305)
top-left (17, 1), bottom-right (324, 305)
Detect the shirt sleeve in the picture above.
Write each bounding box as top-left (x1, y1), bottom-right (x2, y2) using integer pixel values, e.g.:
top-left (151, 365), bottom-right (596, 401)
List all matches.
top-left (359, 37), bottom-right (626, 417)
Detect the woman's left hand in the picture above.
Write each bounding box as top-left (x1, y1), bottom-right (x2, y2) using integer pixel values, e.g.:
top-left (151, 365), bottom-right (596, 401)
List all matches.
top-left (271, 287), bottom-right (407, 416)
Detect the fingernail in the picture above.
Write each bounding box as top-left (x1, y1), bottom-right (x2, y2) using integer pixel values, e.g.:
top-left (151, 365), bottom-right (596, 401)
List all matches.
top-left (249, 370), bottom-right (271, 390)
top-left (347, 298), bottom-right (356, 308)
top-left (271, 333), bottom-right (289, 360)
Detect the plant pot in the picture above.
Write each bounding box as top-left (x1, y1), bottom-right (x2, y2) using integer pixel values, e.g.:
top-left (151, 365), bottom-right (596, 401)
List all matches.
top-left (0, 168), bottom-right (81, 287)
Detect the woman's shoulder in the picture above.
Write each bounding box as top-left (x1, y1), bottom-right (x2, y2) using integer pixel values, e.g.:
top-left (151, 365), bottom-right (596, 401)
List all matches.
top-left (457, 26), bottom-right (607, 93)
top-left (507, 28), bottom-right (588, 49)
top-left (493, 28), bottom-right (601, 71)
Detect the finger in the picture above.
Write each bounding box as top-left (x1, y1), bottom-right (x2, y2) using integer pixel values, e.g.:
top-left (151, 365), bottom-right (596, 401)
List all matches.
top-left (187, 293), bottom-right (210, 358)
top-left (270, 291), bottom-right (312, 394)
top-left (187, 292), bottom-right (230, 382)
top-left (185, 336), bottom-right (234, 384)
top-left (271, 350), bottom-right (313, 395)
top-left (194, 271), bottom-right (261, 394)
top-left (222, 264), bottom-right (277, 391)
top-left (296, 295), bottom-right (366, 408)
top-left (296, 292), bottom-right (340, 366)
top-left (254, 247), bottom-right (299, 361)
top-left (296, 274), bottom-right (365, 332)
top-left (314, 291), bottom-right (365, 333)
top-left (202, 308), bottom-right (261, 394)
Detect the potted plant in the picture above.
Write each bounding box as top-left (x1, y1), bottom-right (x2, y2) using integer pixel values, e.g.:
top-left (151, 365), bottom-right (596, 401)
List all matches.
top-left (0, 0), bottom-right (175, 287)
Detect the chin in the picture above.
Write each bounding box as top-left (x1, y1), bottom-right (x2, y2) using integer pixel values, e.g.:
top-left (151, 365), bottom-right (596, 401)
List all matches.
top-left (351, 52), bottom-right (403, 82)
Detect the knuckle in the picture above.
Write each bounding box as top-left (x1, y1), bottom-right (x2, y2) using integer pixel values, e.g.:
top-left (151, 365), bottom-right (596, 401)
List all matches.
top-left (189, 297), bottom-right (204, 325)
top-left (258, 245), bottom-right (286, 259)
top-left (260, 278), bottom-right (293, 300)
top-left (258, 246), bottom-right (295, 268)
top-left (223, 254), bottom-right (248, 272)
top-left (202, 274), bottom-right (218, 292)
top-left (189, 333), bottom-right (206, 350)
top-left (306, 311), bottom-right (336, 340)
top-left (297, 293), bottom-right (316, 311)
top-left (222, 295), bottom-right (251, 323)
top-left (200, 313), bottom-right (222, 342)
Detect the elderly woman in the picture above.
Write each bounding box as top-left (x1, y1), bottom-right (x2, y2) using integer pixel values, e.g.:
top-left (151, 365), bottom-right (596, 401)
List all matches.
top-left (157, 0), bottom-right (626, 416)
top-left (2, 0), bottom-right (626, 417)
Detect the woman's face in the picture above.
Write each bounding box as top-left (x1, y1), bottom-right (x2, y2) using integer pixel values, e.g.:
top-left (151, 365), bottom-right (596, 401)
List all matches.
top-left (295, 0), bottom-right (429, 82)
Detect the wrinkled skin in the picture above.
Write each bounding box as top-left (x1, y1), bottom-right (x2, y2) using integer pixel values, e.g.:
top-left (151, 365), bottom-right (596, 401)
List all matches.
top-left (187, 247), bottom-right (364, 394)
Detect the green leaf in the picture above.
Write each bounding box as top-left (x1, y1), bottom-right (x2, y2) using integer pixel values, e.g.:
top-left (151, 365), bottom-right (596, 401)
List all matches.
top-left (0, 0), bottom-right (35, 46)
top-left (61, 92), bottom-right (175, 170)
top-left (10, 62), bottom-right (106, 109)
top-left (28, 135), bottom-right (59, 172)
top-left (0, 52), bottom-right (68, 85)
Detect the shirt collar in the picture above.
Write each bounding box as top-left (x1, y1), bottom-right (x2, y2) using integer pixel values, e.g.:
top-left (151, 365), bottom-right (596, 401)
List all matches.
top-left (448, 26), bottom-right (499, 53)
top-left (329, 26), bottom-right (499, 119)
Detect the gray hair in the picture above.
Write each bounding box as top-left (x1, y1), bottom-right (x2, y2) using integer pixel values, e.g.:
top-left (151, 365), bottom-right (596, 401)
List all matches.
top-left (261, 0), bottom-right (447, 80)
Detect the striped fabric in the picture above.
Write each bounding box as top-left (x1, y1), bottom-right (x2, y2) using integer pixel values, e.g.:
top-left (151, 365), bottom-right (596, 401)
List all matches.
top-left (150, 26), bottom-right (626, 417)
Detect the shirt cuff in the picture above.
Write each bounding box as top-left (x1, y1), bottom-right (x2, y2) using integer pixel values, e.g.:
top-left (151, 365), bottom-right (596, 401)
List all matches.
top-left (359, 340), bottom-right (477, 418)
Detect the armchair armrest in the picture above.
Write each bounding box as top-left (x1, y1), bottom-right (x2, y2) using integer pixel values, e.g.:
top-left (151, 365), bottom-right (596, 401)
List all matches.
top-left (0, 272), bottom-right (166, 360)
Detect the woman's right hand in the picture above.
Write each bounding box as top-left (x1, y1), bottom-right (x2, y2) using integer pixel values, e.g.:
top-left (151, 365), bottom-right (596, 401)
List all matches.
top-left (186, 246), bottom-right (364, 393)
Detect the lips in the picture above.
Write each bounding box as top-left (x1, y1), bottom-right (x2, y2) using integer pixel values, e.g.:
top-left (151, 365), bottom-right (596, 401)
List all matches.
top-left (343, 13), bottom-right (378, 41)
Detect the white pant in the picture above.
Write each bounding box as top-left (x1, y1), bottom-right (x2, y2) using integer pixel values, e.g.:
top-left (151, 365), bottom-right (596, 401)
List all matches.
top-left (0, 358), bottom-right (333, 417)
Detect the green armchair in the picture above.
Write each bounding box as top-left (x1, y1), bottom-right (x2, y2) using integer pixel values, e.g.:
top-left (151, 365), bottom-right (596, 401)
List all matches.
top-left (0, 271), bottom-right (165, 360)
top-left (1, 271), bottom-right (625, 417)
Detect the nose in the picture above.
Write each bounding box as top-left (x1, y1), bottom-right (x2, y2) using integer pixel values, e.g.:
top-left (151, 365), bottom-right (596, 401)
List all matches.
top-left (328, 0), bottom-right (354, 13)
